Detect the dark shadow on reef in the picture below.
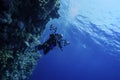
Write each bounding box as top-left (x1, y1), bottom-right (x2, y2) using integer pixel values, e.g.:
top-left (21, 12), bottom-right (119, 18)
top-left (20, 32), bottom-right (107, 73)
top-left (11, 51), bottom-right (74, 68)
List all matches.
top-left (0, 0), bottom-right (60, 80)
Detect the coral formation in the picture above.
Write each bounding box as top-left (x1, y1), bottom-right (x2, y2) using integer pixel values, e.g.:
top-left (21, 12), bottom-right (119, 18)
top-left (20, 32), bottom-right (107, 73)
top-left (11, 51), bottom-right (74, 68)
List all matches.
top-left (0, 0), bottom-right (60, 80)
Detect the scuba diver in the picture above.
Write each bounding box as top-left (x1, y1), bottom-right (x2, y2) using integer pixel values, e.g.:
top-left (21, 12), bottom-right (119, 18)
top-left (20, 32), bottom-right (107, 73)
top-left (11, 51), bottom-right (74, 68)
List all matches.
top-left (35, 25), bottom-right (70, 55)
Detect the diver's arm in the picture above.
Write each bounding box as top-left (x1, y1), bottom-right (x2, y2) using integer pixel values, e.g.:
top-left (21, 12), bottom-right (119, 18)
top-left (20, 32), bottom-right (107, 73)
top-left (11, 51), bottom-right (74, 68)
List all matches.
top-left (62, 39), bottom-right (70, 46)
top-left (58, 41), bottom-right (63, 51)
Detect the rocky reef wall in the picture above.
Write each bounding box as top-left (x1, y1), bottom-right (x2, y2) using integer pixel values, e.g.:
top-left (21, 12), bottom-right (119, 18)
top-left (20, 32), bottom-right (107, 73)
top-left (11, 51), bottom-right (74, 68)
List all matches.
top-left (0, 0), bottom-right (60, 80)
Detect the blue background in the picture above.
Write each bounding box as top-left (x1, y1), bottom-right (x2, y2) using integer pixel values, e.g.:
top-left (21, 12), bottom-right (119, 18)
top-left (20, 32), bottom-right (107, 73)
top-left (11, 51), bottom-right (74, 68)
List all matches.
top-left (30, 0), bottom-right (120, 80)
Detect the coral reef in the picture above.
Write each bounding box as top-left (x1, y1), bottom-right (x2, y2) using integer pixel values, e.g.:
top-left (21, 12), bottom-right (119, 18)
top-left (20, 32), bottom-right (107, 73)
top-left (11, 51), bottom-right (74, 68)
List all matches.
top-left (0, 0), bottom-right (60, 80)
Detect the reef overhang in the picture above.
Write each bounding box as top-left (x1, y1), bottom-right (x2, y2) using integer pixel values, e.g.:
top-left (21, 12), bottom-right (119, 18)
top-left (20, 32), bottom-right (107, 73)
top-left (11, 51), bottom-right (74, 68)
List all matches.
top-left (0, 0), bottom-right (60, 80)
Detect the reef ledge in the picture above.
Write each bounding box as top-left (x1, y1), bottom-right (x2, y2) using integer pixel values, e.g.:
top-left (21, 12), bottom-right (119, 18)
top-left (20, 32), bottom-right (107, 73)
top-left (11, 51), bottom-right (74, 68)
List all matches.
top-left (0, 0), bottom-right (60, 80)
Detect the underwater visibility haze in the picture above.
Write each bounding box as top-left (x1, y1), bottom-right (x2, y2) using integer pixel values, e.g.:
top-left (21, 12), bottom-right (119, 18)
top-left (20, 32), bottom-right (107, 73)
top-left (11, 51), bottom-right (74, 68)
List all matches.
top-left (30, 0), bottom-right (120, 80)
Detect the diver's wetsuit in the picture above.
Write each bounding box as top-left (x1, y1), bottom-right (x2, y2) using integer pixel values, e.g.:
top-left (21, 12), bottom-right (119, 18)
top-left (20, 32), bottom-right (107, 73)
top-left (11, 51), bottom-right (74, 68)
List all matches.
top-left (37, 33), bottom-right (63, 55)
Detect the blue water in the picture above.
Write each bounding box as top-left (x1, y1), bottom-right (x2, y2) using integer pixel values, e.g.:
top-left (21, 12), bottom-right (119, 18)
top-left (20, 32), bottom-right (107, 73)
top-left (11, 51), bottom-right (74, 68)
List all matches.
top-left (30, 0), bottom-right (120, 80)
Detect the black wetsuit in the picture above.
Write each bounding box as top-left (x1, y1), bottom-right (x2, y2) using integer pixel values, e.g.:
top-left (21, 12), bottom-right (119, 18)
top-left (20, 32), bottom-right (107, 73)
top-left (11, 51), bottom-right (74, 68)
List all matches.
top-left (37, 34), bottom-right (62, 55)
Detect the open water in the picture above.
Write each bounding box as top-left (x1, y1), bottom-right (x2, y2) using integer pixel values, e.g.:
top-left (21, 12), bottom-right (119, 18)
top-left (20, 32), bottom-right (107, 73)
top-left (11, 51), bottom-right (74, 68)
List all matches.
top-left (30, 0), bottom-right (120, 80)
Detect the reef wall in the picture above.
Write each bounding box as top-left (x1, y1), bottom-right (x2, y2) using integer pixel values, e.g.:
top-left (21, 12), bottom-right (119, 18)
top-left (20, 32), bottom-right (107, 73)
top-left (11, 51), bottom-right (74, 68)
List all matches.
top-left (0, 0), bottom-right (60, 80)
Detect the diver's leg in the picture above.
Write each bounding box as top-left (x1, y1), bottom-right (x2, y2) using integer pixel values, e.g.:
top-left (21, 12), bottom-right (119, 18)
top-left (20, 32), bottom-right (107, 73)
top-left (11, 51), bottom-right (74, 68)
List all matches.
top-left (35, 44), bottom-right (43, 50)
top-left (43, 47), bottom-right (50, 55)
